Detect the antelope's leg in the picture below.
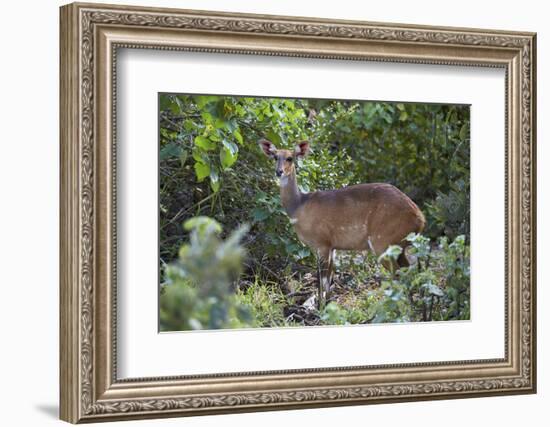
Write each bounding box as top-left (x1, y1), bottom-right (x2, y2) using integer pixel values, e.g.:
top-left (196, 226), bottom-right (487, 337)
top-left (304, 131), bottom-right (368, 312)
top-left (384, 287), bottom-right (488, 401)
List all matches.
top-left (316, 247), bottom-right (332, 308)
top-left (315, 250), bottom-right (323, 308)
top-left (327, 249), bottom-right (335, 292)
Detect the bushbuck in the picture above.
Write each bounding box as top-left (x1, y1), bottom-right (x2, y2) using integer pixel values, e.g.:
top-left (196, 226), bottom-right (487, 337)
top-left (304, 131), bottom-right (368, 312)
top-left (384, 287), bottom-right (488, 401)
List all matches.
top-left (259, 138), bottom-right (425, 307)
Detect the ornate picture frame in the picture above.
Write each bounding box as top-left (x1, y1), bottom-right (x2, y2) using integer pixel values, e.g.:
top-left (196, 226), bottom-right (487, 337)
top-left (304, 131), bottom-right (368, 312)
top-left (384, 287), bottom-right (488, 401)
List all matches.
top-left (60, 2), bottom-right (536, 423)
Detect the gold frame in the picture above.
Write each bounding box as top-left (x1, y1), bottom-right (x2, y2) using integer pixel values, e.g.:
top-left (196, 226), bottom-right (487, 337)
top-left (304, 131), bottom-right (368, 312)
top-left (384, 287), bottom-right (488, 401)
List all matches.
top-left (60, 2), bottom-right (537, 423)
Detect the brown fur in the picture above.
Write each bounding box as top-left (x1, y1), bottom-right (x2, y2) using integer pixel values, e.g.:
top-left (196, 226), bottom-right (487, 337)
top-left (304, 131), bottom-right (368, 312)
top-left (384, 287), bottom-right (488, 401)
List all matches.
top-left (293, 183), bottom-right (425, 255)
top-left (259, 139), bottom-right (426, 306)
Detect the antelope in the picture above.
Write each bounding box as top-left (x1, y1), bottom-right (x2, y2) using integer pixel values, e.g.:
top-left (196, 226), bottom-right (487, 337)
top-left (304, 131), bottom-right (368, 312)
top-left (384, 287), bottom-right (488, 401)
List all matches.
top-left (259, 138), bottom-right (425, 307)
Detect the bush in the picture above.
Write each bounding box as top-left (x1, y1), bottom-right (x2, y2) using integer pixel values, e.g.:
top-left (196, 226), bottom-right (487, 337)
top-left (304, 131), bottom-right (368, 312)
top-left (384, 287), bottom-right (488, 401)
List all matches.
top-left (160, 217), bottom-right (253, 331)
top-left (159, 95), bottom-right (470, 277)
top-left (235, 278), bottom-right (289, 328)
top-left (370, 233), bottom-right (470, 322)
top-left (161, 217), bottom-right (470, 329)
top-left (159, 94), bottom-right (471, 328)
top-left (315, 233), bottom-right (470, 326)
top-left (425, 179), bottom-right (470, 241)
top-left (320, 301), bottom-right (371, 325)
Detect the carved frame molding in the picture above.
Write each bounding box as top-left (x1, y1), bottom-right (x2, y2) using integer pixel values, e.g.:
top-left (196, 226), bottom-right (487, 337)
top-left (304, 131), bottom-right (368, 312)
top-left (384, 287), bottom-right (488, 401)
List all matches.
top-left (60, 2), bottom-right (536, 423)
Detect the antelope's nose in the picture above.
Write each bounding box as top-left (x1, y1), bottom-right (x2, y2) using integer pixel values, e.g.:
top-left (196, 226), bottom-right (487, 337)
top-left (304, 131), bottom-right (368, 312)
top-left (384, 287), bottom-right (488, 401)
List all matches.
top-left (276, 170), bottom-right (283, 177)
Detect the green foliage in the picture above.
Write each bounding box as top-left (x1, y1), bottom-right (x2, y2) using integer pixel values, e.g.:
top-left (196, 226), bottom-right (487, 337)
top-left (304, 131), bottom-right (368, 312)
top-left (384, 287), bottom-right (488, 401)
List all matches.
top-left (316, 233), bottom-right (470, 325)
top-left (310, 102), bottom-right (470, 202)
top-left (159, 94), bottom-right (315, 268)
top-left (160, 217), bottom-right (253, 331)
top-left (369, 233), bottom-right (470, 322)
top-left (235, 278), bottom-right (289, 328)
top-left (320, 302), bottom-right (351, 325)
top-left (425, 179), bottom-right (470, 241)
top-left (159, 95), bottom-right (469, 268)
top-left (319, 300), bottom-right (372, 325)
top-left (159, 94), bottom-right (471, 328)
top-left (161, 218), bottom-right (470, 330)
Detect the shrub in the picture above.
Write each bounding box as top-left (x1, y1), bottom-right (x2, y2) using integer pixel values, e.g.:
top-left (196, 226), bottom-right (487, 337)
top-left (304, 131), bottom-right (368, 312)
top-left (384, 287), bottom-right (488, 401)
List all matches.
top-left (425, 179), bottom-right (470, 241)
top-left (160, 217), bottom-right (253, 331)
top-left (159, 95), bottom-right (470, 278)
top-left (320, 300), bottom-right (371, 325)
top-left (235, 278), bottom-right (289, 328)
top-left (371, 233), bottom-right (470, 322)
top-left (159, 94), bottom-right (471, 328)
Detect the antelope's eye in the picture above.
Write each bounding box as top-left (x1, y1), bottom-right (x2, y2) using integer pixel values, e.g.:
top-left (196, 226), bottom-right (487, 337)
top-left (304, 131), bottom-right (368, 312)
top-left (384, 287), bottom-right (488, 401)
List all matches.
top-left (286, 157), bottom-right (293, 162)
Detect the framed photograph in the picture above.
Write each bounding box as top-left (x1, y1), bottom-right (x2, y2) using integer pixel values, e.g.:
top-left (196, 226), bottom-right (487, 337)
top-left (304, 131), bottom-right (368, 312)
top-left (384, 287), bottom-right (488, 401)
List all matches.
top-left (60, 2), bottom-right (537, 423)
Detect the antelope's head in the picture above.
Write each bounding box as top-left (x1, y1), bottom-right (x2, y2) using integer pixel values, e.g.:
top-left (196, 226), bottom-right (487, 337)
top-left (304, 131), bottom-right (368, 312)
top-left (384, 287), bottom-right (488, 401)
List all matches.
top-left (259, 139), bottom-right (310, 180)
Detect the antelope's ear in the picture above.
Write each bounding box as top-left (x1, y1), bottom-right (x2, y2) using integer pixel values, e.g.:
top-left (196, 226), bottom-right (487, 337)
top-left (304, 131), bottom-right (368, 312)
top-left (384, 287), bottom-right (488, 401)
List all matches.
top-left (259, 139), bottom-right (277, 157)
top-left (294, 140), bottom-right (310, 158)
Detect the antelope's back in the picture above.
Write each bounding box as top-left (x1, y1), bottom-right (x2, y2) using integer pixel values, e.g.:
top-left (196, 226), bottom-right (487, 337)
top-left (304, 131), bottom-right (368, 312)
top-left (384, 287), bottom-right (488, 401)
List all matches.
top-left (296, 183), bottom-right (425, 250)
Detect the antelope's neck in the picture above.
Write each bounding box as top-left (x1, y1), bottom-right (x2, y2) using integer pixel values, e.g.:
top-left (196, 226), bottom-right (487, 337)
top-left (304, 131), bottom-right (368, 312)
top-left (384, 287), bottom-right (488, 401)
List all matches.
top-left (280, 171), bottom-right (303, 217)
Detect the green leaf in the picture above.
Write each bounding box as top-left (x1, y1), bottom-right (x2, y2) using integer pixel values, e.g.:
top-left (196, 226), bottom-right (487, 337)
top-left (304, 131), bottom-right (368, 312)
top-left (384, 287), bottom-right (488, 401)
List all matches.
top-left (183, 216), bottom-right (222, 234)
top-left (179, 150), bottom-right (188, 167)
top-left (220, 148), bottom-right (237, 169)
top-left (160, 128), bottom-right (177, 141)
top-left (223, 139), bottom-right (238, 155)
top-left (205, 100), bottom-right (225, 119)
top-left (214, 118), bottom-right (227, 129)
top-left (220, 140), bottom-right (238, 169)
top-left (251, 208), bottom-right (269, 221)
top-left (210, 168), bottom-right (220, 192)
top-left (196, 95), bottom-right (219, 108)
top-left (378, 245), bottom-right (403, 262)
top-left (295, 247), bottom-right (311, 260)
top-left (183, 119), bottom-right (196, 131)
top-left (233, 129), bottom-right (244, 145)
top-left (192, 148), bottom-right (208, 164)
top-left (195, 135), bottom-right (216, 151)
top-left (160, 95), bottom-right (178, 114)
top-left (225, 119), bottom-right (238, 133)
top-left (459, 123), bottom-right (469, 140)
top-left (266, 130), bottom-right (283, 146)
top-left (200, 111), bottom-right (214, 124)
top-left (210, 179), bottom-right (220, 193)
top-left (194, 162), bottom-right (210, 182)
top-left (160, 143), bottom-right (182, 161)
top-left (209, 132), bottom-right (222, 142)
top-left (422, 282), bottom-right (444, 297)
top-left (173, 96), bottom-right (188, 113)
top-left (382, 112), bottom-right (393, 124)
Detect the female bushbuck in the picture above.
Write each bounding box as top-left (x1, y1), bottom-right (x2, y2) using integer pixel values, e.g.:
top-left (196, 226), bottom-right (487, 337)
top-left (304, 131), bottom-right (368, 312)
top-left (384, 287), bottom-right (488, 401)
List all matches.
top-left (259, 139), bottom-right (425, 307)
